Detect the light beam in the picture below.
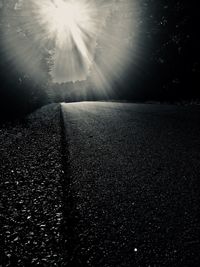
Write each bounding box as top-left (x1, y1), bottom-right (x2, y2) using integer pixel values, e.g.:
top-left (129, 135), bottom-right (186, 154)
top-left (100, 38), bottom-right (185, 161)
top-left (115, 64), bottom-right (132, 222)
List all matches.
top-left (2, 0), bottom-right (139, 89)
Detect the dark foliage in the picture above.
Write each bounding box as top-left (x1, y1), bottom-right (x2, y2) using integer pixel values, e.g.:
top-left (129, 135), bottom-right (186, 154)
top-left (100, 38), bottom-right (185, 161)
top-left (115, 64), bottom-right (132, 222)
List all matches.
top-left (122, 0), bottom-right (200, 102)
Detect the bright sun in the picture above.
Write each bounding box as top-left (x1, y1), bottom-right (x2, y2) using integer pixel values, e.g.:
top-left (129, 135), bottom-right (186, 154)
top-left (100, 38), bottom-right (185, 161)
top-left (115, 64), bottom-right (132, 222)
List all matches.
top-left (35, 0), bottom-right (99, 82)
top-left (36, 0), bottom-right (97, 47)
top-left (44, 0), bottom-right (92, 42)
top-left (52, 1), bottom-right (84, 31)
top-left (11, 0), bottom-right (136, 84)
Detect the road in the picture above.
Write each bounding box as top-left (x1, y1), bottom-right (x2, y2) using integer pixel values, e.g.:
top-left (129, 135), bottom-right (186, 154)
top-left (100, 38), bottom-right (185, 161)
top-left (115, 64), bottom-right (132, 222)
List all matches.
top-left (61, 102), bottom-right (200, 266)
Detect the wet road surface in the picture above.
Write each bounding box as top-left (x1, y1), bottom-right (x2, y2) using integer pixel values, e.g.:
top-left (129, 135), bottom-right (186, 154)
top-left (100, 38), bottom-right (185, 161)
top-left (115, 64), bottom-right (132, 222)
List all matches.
top-left (62, 102), bottom-right (200, 266)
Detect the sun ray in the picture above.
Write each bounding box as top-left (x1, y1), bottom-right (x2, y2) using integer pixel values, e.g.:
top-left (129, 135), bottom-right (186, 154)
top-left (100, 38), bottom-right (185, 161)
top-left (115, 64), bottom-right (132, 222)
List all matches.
top-left (2, 0), bottom-right (139, 87)
top-left (33, 0), bottom-right (102, 82)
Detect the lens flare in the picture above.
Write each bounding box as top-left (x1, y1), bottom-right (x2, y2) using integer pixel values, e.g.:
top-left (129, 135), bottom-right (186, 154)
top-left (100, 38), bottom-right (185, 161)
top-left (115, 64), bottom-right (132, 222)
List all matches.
top-left (2, 0), bottom-right (139, 89)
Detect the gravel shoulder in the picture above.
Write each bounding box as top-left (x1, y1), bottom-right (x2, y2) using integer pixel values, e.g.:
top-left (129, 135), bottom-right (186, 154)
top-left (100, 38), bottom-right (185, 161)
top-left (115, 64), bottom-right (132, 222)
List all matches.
top-left (0, 104), bottom-right (65, 266)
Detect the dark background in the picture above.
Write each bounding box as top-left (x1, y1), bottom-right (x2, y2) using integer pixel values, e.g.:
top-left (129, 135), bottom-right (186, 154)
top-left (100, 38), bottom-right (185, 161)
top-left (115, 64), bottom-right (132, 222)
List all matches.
top-left (0, 0), bottom-right (199, 121)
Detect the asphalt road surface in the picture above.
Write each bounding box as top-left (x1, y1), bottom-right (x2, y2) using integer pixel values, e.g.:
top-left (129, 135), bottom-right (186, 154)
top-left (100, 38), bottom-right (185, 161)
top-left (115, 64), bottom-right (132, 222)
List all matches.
top-left (61, 102), bottom-right (200, 267)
